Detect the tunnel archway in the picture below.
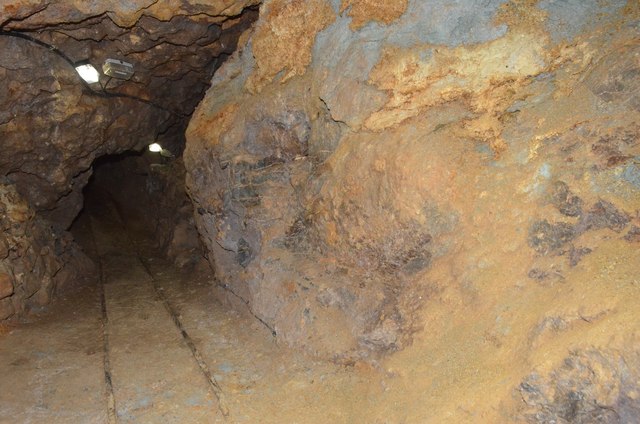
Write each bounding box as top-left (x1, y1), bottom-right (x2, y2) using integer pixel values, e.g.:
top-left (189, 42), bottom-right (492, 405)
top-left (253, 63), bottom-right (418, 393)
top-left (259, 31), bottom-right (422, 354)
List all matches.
top-left (71, 147), bottom-right (203, 271)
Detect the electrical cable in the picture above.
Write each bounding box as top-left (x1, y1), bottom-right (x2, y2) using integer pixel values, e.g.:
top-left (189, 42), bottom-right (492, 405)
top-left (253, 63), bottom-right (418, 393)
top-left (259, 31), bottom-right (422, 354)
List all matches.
top-left (0, 29), bottom-right (188, 118)
top-left (101, 76), bottom-right (113, 92)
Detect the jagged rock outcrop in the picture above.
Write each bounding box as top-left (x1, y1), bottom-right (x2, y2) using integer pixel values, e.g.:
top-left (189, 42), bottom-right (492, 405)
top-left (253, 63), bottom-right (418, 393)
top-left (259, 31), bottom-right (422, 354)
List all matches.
top-left (0, 35), bottom-right (171, 228)
top-left (1, 0), bottom-right (258, 226)
top-left (185, 0), bottom-right (640, 386)
top-left (0, 183), bottom-right (92, 319)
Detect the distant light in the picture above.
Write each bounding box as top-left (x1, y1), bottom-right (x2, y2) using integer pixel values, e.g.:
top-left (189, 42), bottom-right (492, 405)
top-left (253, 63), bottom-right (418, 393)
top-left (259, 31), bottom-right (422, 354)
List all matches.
top-left (148, 143), bottom-right (162, 153)
top-left (75, 63), bottom-right (100, 84)
top-left (103, 58), bottom-right (134, 80)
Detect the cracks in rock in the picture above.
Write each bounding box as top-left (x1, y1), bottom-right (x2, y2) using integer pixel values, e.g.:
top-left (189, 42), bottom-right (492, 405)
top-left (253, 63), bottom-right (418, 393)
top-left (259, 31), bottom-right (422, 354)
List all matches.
top-left (212, 237), bottom-right (236, 254)
top-left (3, 4), bottom-right (258, 125)
top-left (318, 96), bottom-right (349, 127)
top-left (216, 281), bottom-right (277, 338)
top-left (172, 3), bottom-right (262, 22)
top-left (40, 8), bottom-right (237, 49)
top-left (3, 11), bottom-right (111, 32)
top-left (50, 28), bottom-right (110, 44)
top-left (0, 62), bottom-right (36, 72)
top-left (138, 0), bottom-right (161, 15)
top-left (218, 2), bottom-right (259, 18)
top-left (5, 169), bottom-right (50, 184)
top-left (126, 37), bottom-right (204, 51)
top-left (0, 29), bottom-right (76, 67)
top-left (156, 114), bottom-right (185, 136)
top-left (1, 29), bottom-right (186, 117)
top-left (0, 3), bottom-right (50, 30)
top-left (148, 65), bottom-right (204, 81)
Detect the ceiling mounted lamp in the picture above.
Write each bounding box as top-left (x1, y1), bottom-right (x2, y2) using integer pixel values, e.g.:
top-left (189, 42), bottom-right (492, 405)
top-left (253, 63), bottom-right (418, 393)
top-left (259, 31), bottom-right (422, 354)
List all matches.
top-left (75, 58), bottom-right (134, 85)
top-left (148, 143), bottom-right (162, 152)
top-left (74, 61), bottom-right (100, 84)
top-left (103, 58), bottom-right (134, 80)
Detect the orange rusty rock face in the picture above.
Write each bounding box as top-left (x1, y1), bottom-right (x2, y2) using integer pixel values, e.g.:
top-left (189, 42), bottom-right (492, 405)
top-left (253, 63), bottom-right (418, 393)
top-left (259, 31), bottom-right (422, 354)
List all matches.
top-left (185, 1), bottom-right (640, 419)
top-left (246, 0), bottom-right (335, 92)
top-left (341, 0), bottom-right (408, 30)
top-left (1, 0), bottom-right (640, 420)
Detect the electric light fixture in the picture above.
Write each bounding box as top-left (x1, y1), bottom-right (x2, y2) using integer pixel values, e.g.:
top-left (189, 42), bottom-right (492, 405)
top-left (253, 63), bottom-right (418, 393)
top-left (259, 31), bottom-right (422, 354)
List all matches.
top-left (75, 62), bottom-right (100, 84)
top-left (148, 143), bottom-right (162, 153)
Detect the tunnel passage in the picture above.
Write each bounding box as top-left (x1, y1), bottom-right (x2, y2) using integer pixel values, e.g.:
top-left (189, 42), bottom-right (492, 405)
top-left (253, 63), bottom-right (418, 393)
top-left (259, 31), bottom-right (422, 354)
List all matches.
top-left (0, 1), bottom-right (259, 321)
top-left (71, 148), bottom-right (203, 270)
top-left (67, 148), bottom-right (229, 422)
top-left (2, 1), bottom-right (640, 423)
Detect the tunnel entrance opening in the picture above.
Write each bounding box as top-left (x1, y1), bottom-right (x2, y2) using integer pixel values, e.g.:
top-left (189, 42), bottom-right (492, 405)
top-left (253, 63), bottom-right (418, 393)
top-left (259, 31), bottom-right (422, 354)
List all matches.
top-left (70, 148), bottom-right (203, 271)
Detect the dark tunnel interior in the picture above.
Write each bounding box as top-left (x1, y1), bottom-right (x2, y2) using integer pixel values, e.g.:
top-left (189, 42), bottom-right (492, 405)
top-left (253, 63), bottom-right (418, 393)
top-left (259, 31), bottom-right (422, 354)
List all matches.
top-left (71, 148), bottom-right (204, 269)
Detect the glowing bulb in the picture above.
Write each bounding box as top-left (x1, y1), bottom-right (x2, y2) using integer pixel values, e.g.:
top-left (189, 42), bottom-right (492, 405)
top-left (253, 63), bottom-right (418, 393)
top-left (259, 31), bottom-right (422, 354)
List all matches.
top-left (148, 143), bottom-right (162, 153)
top-left (75, 64), bottom-right (100, 84)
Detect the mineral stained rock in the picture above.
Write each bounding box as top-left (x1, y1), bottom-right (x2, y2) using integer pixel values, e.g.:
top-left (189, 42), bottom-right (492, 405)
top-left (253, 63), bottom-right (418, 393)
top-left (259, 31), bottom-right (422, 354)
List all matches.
top-left (1, 0), bottom-right (258, 226)
top-left (1, 0), bottom-right (639, 420)
top-left (185, 0), bottom-right (640, 388)
top-left (519, 347), bottom-right (640, 423)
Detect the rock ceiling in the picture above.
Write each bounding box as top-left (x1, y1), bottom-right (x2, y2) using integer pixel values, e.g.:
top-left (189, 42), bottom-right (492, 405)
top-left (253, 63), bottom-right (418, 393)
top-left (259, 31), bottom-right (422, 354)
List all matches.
top-left (1, 1), bottom-right (259, 117)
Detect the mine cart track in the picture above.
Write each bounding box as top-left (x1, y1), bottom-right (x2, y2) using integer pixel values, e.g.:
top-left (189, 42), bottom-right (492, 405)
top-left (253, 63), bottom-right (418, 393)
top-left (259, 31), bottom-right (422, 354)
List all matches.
top-left (88, 193), bottom-right (228, 421)
top-left (135, 256), bottom-right (229, 417)
top-left (88, 214), bottom-right (117, 424)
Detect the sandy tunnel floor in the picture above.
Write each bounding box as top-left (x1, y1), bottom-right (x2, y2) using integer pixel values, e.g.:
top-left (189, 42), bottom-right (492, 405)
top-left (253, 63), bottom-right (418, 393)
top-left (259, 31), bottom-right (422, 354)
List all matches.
top-left (0, 194), bottom-right (381, 424)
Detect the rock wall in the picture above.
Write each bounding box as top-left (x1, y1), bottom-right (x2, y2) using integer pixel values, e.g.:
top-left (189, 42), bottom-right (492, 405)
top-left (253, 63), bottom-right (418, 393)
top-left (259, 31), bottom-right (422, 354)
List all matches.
top-left (1, 0), bottom-right (258, 229)
top-left (185, 0), bottom-right (640, 372)
top-left (0, 183), bottom-right (92, 320)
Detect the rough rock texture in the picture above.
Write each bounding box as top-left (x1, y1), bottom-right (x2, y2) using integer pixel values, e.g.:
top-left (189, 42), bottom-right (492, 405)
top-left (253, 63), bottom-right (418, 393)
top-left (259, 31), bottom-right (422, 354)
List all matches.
top-left (0, 183), bottom-right (92, 320)
top-left (0, 0), bottom-right (258, 318)
top-left (0, 35), bottom-right (170, 228)
top-left (185, 0), bottom-right (640, 384)
top-left (1, 0), bottom-right (639, 419)
top-left (519, 346), bottom-right (640, 423)
top-left (340, 0), bottom-right (407, 30)
top-left (246, 0), bottom-right (335, 92)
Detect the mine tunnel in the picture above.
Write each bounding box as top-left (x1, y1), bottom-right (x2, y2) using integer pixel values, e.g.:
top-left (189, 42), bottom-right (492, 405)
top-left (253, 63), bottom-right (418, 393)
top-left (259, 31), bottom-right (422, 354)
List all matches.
top-left (1, 1), bottom-right (640, 423)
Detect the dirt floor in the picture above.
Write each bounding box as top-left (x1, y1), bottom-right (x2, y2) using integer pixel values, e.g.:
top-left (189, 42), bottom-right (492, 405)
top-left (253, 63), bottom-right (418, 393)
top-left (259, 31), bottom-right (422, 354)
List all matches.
top-left (0, 192), bottom-right (382, 423)
top-left (1, 184), bottom-right (639, 423)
